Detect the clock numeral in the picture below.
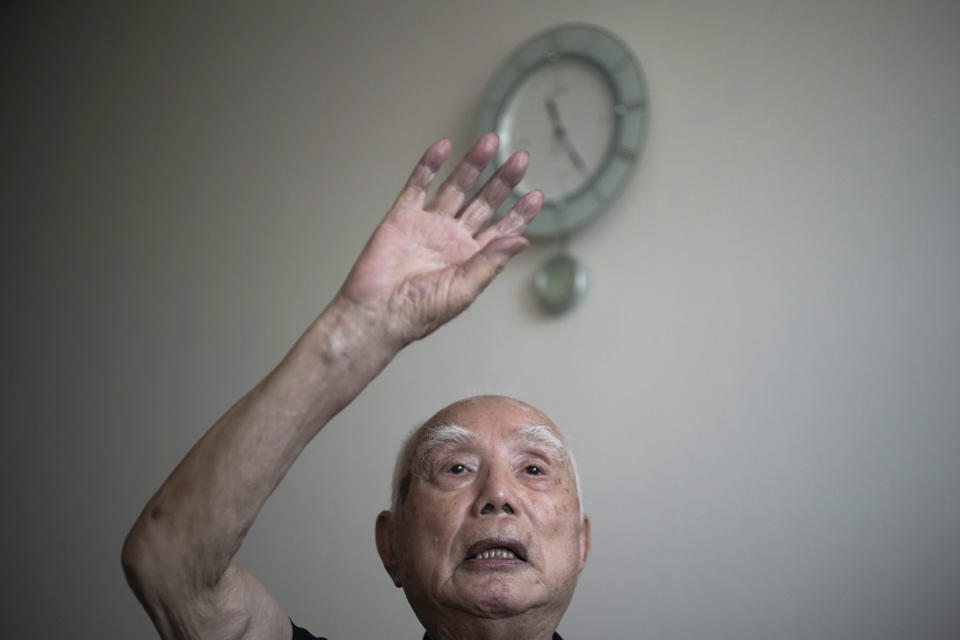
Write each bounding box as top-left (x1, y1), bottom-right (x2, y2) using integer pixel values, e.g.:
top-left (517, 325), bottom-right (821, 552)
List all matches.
top-left (613, 100), bottom-right (647, 117)
top-left (586, 33), bottom-right (597, 54)
top-left (589, 187), bottom-right (609, 206)
top-left (613, 55), bottom-right (632, 73)
top-left (549, 30), bottom-right (562, 58)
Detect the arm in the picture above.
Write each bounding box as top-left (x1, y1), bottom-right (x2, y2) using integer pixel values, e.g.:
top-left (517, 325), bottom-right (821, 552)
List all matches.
top-left (121, 133), bottom-right (542, 640)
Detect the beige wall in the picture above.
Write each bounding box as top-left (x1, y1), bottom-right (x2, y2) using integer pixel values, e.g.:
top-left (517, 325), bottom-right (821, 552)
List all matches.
top-left (3, 1), bottom-right (959, 637)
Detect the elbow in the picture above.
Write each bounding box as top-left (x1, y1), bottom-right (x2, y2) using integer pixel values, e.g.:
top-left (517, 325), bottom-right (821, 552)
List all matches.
top-left (121, 522), bottom-right (157, 598)
top-left (121, 526), bottom-right (145, 578)
top-left (122, 501), bottom-right (175, 601)
top-left (121, 524), bottom-right (180, 637)
top-left (121, 516), bottom-right (187, 631)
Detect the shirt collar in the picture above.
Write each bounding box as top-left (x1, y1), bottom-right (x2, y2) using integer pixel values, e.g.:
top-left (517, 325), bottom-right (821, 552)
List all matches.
top-left (423, 634), bottom-right (563, 640)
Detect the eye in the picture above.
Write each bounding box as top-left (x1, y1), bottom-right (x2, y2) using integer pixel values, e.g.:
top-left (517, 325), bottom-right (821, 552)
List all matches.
top-left (449, 463), bottom-right (467, 475)
top-left (524, 465), bottom-right (542, 476)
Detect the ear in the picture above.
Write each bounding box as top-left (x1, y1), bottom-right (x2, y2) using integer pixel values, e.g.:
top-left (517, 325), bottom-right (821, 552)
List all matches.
top-left (578, 515), bottom-right (591, 573)
top-left (375, 510), bottom-right (402, 588)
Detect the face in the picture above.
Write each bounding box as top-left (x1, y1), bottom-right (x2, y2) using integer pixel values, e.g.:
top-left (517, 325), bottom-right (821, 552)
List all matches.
top-left (376, 396), bottom-right (590, 626)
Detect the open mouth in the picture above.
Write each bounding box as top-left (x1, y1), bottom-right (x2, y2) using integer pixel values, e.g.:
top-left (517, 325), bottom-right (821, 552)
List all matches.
top-left (463, 538), bottom-right (528, 564)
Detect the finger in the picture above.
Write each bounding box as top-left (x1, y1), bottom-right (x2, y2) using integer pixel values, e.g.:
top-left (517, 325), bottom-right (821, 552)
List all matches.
top-left (457, 150), bottom-right (529, 234)
top-left (424, 133), bottom-right (498, 216)
top-left (475, 190), bottom-right (544, 247)
top-left (452, 235), bottom-right (529, 304)
top-left (394, 138), bottom-right (452, 209)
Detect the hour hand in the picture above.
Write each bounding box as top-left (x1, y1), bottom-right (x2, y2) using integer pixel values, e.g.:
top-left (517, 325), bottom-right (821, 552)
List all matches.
top-left (544, 98), bottom-right (587, 173)
top-left (544, 97), bottom-right (564, 134)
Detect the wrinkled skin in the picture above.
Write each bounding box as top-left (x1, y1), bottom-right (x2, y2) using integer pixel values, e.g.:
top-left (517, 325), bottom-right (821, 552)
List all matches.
top-left (376, 396), bottom-right (590, 639)
top-left (339, 134), bottom-right (543, 347)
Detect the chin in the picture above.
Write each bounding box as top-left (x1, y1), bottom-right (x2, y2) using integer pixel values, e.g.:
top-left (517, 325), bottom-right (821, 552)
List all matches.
top-left (457, 576), bottom-right (546, 619)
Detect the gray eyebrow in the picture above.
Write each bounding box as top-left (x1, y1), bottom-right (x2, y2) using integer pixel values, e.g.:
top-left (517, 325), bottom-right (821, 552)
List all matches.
top-left (415, 424), bottom-right (478, 466)
top-left (416, 424), bottom-right (567, 461)
top-left (513, 424), bottom-right (568, 459)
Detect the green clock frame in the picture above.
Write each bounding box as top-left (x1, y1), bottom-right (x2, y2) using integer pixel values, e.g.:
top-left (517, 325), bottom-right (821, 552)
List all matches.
top-left (475, 23), bottom-right (649, 240)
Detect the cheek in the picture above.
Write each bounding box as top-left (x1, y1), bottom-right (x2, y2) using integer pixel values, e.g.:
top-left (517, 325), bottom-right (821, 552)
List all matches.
top-left (541, 484), bottom-right (581, 536)
top-left (398, 496), bottom-right (468, 586)
top-left (406, 494), bottom-right (462, 545)
top-left (551, 480), bottom-right (580, 516)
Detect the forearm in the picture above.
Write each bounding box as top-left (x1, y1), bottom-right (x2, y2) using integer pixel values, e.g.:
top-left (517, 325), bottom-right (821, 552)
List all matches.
top-left (123, 294), bottom-right (400, 594)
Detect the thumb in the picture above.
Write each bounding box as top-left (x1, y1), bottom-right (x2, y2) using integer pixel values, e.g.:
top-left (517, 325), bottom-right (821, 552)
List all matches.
top-left (453, 236), bottom-right (529, 303)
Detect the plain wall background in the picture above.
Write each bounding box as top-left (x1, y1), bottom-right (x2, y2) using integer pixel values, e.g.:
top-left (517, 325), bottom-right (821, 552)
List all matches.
top-left (3, 1), bottom-right (959, 638)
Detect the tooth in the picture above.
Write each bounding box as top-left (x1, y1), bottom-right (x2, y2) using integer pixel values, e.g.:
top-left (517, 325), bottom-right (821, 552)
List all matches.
top-left (475, 548), bottom-right (515, 559)
top-left (472, 547), bottom-right (520, 560)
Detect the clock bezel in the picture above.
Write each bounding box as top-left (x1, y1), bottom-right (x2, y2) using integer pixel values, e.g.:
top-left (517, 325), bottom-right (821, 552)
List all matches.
top-left (475, 23), bottom-right (649, 240)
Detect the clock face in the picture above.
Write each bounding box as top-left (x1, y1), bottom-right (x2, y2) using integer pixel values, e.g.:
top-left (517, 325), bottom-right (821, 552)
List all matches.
top-left (476, 24), bottom-right (648, 240)
top-left (498, 58), bottom-right (617, 202)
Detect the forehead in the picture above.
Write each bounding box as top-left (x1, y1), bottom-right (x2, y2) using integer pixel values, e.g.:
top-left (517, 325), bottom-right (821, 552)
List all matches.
top-left (421, 395), bottom-right (562, 445)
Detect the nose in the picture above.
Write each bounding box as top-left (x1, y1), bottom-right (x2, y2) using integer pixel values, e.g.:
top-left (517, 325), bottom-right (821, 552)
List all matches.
top-left (472, 462), bottom-right (518, 517)
top-left (480, 502), bottom-right (513, 515)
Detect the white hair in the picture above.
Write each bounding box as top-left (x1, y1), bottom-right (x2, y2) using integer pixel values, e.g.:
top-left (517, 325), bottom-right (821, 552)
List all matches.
top-left (415, 424), bottom-right (478, 463)
top-left (390, 422), bottom-right (584, 521)
top-left (515, 424), bottom-right (565, 453)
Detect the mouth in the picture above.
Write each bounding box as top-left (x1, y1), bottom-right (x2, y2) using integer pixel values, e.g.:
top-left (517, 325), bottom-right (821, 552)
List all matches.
top-left (462, 538), bottom-right (528, 567)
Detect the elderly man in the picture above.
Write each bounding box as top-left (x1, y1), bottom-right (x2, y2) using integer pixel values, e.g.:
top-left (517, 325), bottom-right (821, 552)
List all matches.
top-left (122, 134), bottom-right (590, 640)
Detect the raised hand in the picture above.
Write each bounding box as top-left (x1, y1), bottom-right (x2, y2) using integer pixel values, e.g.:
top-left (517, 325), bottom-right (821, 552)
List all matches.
top-left (339, 133), bottom-right (542, 345)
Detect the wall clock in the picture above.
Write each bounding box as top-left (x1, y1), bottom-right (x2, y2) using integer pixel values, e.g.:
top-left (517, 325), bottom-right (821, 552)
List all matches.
top-left (475, 23), bottom-right (649, 313)
top-left (476, 23), bottom-right (649, 241)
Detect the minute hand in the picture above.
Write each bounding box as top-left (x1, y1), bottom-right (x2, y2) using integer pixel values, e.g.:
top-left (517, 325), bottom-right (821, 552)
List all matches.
top-left (544, 98), bottom-right (588, 174)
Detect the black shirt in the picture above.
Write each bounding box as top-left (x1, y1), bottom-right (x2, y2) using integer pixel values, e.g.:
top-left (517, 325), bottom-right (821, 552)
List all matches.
top-left (290, 619), bottom-right (563, 639)
top-left (291, 620), bottom-right (326, 640)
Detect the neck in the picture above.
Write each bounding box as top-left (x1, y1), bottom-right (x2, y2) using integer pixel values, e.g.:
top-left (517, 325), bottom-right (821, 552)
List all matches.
top-left (423, 612), bottom-right (559, 640)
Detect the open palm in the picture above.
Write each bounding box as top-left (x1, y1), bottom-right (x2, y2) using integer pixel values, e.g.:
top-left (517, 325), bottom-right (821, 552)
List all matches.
top-left (339, 134), bottom-right (543, 344)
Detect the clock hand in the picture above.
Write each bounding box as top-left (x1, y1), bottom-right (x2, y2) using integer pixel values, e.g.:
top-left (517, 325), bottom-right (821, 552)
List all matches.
top-left (544, 97), bottom-right (564, 133)
top-left (544, 98), bottom-right (588, 174)
top-left (559, 135), bottom-right (588, 174)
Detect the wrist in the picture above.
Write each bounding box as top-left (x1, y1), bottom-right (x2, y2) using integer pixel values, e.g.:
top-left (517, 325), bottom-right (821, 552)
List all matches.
top-left (260, 295), bottom-right (403, 432)
top-left (291, 294), bottom-right (403, 375)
